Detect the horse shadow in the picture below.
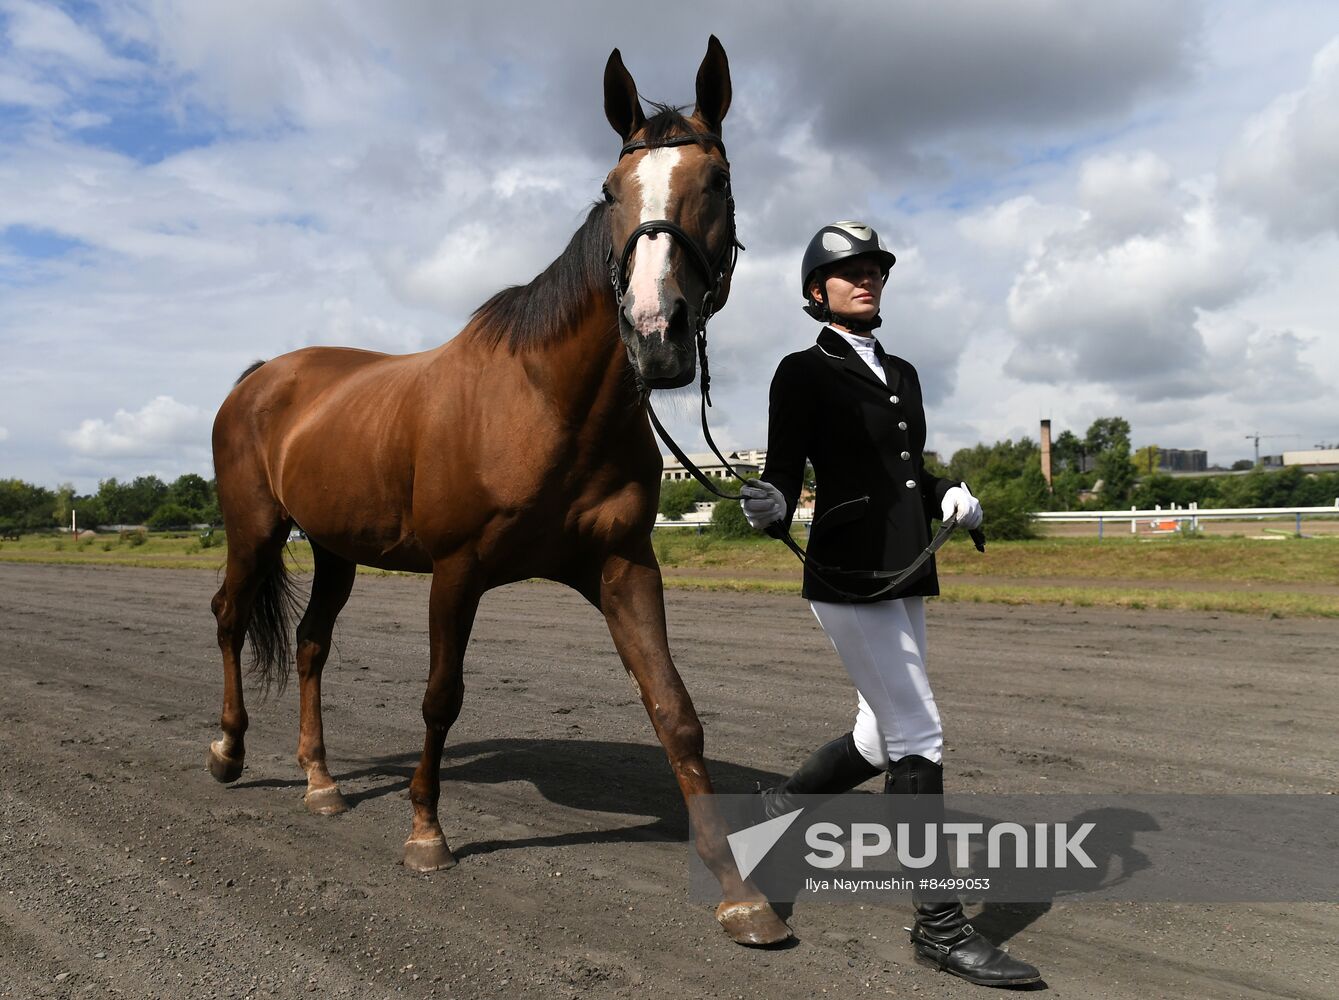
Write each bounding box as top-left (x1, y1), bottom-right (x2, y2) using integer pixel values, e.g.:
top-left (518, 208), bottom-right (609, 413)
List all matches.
top-left (228, 741), bottom-right (1084, 951)
top-left (235, 736), bottom-right (789, 856)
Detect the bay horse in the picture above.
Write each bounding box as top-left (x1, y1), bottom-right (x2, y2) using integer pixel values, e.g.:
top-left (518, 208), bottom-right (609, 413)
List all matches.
top-left (206, 37), bottom-right (788, 946)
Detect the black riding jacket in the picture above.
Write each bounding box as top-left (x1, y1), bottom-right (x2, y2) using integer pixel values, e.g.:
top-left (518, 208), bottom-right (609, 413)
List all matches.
top-left (761, 326), bottom-right (958, 603)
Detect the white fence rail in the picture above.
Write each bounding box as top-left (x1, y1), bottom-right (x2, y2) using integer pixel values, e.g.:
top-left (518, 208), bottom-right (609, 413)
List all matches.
top-left (1032, 500), bottom-right (1339, 537)
top-left (657, 500), bottom-right (1339, 534)
top-left (655, 507), bottom-right (815, 530)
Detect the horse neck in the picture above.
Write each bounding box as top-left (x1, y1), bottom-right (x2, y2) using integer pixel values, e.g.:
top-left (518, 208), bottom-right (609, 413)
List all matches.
top-left (531, 293), bottom-right (643, 432)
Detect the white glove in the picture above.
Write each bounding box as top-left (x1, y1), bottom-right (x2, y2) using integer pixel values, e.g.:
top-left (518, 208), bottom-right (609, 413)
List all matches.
top-left (941, 482), bottom-right (983, 530)
top-left (739, 480), bottom-right (786, 530)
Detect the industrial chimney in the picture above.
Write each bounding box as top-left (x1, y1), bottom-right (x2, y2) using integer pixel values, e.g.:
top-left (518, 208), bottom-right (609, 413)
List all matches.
top-left (1040, 419), bottom-right (1053, 491)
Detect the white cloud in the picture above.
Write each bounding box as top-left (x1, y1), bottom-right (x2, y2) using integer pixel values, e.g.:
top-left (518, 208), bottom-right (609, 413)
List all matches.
top-left (1077, 151), bottom-right (1186, 240)
top-left (0, 425), bottom-right (9, 441)
top-left (63, 395), bottom-right (210, 458)
top-left (1220, 36), bottom-right (1339, 238)
top-left (58, 108), bottom-right (110, 129)
top-left (0, 68), bottom-right (64, 107)
top-left (1002, 157), bottom-right (1260, 398)
top-left (1, 0), bottom-right (140, 80)
top-left (957, 195), bottom-right (1085, 254)
top-left (3, 4), bottom-right (1338, 489)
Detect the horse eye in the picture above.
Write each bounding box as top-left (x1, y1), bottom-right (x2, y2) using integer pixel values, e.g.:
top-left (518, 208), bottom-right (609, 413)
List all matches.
top-left (711, 172), bottom-right (731, 193)
top-left (602, 185), bottom-right (615, 204)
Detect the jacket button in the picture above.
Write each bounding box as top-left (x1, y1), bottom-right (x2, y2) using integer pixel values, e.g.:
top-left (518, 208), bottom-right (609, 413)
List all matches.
top-left (898, 421), bottom-right (908, 430)
top-left (901, 450), bottom-right (911, 460)
top-left (905, 479), bottom-right (917, 488)
top-left (889, 395), bottom-right (899, 404)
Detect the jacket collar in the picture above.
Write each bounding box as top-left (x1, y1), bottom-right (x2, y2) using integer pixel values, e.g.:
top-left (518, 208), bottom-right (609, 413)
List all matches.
top-left (815, 326), bottom-right (900, 394)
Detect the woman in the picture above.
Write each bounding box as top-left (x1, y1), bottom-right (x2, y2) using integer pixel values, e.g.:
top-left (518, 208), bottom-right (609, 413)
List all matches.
top-left (740, 221), bottom-right (1040, 987)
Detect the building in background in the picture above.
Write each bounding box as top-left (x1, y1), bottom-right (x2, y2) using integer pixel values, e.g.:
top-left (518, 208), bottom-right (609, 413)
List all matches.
top-left (661, 451), bottom-right (760, 481)
top-left (1263, 449), bottom-right (1339, 471)
top-left (1158, 448), bottom-right (1208, 473)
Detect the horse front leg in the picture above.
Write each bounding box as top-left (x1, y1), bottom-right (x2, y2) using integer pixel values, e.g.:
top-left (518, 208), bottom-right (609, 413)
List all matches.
top-left (591, 539), bottom-right (791, 947)
top-left (403, 556), bottom-right (481, 872)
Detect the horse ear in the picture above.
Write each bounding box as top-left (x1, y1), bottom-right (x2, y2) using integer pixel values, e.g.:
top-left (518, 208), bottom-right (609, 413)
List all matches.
top-left (694, 35), bottom-right (732, 132)
top-left (604, 48), bottom-right (646, 142)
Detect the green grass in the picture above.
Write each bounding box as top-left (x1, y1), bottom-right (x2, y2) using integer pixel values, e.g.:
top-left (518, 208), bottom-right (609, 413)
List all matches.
top-left (932, 582), bottom-right (1339, 618)
top-left (653, 528), bottom-right (1339, 586)
top-left (0, 531), bottom-right (313, 572)
top-left (3, 528), bottom-right (1336, 617)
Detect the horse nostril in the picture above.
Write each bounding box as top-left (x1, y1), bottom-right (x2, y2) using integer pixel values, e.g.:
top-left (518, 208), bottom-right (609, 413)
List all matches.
top-left (668, 296), bottom-right (688, 332)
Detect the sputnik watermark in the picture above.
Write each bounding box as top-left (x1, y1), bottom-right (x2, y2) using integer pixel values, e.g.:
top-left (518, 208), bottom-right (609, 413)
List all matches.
top-left (690, 794), bottom-right (1339, 903)
top-left (803, 819), bottom-right (1096, 869)
top-left (726, 813), bottom-right (1094, 886)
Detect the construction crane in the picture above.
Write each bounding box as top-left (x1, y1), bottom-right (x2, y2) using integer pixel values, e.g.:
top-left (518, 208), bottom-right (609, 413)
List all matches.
top-left (1244, 432), bottom-right (1301, 467)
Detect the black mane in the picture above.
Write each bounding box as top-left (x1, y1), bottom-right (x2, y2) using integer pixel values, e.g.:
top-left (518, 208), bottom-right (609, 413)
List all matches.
top-left (468, 105), bottom-right (712, 352)
top-left (467, 201), bottom-right (611, 352)
top-left (640, 102), bottom-right (717, 149)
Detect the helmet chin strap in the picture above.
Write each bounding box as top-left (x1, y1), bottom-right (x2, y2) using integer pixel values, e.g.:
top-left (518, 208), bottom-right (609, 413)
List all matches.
top-left (803, 286), bottom-right (882, 332)
top-left (833, 312), bottom-right (882, 333)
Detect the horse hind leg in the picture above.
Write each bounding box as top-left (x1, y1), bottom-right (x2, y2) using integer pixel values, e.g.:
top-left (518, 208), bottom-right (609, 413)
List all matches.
top-left (295, 542), bottom-right (357, 815)
top-left (207, 518), bottom-right (293, 783)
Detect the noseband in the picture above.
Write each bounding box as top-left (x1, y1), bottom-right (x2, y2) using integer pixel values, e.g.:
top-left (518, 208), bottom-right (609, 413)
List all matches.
top-left (607, 131), bottom-right (744, 337)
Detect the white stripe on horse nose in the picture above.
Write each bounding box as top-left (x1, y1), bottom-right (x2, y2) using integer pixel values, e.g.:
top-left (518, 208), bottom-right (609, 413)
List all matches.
top-left (626, 148), bottom-right (682, 338)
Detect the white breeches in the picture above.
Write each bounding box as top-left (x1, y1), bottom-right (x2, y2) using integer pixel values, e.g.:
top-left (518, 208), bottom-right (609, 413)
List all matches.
top-left (809, 597), bottom-right (943, 767)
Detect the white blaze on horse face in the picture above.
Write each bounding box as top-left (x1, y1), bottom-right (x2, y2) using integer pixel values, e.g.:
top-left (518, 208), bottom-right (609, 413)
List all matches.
top-left (626, 147), bottom-right (683, 339)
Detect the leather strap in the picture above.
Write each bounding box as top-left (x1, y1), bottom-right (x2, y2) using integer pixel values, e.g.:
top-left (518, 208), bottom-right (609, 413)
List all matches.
top-left (620, 132), bottom-right (726, 159)
top-left (646, 398), bottom-right (965, 601)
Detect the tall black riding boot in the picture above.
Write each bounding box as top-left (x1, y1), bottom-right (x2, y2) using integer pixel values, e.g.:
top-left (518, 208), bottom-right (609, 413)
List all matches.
top-left (886, 754), bottom-right (1042, 987)
top-left (760, 732), bottom-right (880, 820)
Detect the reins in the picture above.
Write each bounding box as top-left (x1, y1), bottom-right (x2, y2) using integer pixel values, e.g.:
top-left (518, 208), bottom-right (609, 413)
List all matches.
top-left (650, 394), bottom-right (971, 600)
top-left (615, 129), bottom-right (982, 601)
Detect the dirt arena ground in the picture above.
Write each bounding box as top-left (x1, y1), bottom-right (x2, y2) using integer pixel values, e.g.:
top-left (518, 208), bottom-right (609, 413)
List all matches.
top-left (1, 563), bottom-right (1335, 999)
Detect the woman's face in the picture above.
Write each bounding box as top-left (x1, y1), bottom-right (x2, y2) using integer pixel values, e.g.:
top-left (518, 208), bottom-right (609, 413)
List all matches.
top-left (812, 255), bottom-right (885, 327)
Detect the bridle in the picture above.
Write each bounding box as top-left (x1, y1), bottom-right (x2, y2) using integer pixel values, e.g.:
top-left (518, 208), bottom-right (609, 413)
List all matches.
top-left (607, 129), bottom-right (745, 483)
top-left (609, 130), bottom-right (983, 601)
top-left (607, 130), bottom-right (742, 344)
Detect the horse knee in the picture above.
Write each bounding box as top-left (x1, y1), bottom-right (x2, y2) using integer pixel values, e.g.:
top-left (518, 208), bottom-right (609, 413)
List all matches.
top-left (661, 713), bottom-right (704, 762)
top-left (422, 679), bottom-right (464, 732)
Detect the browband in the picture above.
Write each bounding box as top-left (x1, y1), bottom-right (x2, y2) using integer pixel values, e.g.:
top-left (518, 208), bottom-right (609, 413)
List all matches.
top-left (619, 132), bottom-right (728, 160)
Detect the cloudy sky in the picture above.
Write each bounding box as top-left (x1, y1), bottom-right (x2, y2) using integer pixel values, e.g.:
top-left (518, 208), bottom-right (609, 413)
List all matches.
top-left (1, 0), bottom-right (1336, 491)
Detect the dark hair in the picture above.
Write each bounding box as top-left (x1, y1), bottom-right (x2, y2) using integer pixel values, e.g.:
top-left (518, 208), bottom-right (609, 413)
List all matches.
top-left (235, 360), bottom-right (267, 385)
top-left (468, 104), bottom-right (712, 352)
top-left (640, 102), bottom-right (718, 151)
top-left (467, 202), bottom-right (613, 351)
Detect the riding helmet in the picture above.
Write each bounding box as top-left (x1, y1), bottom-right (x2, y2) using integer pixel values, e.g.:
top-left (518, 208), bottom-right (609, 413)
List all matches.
top-left (800, 221), bottom-right (896, 313)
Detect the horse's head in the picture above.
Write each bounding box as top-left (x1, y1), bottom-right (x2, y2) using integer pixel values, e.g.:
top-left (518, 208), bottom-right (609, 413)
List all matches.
top-left (603, 36), bottom-right (736, 391)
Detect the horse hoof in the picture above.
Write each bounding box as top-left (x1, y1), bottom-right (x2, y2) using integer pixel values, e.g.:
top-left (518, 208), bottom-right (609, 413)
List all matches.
top-left (304, 785), bottom-right (349, 816)
top-left (715, 900), bottom-right (792, 947)
top-left (207, 742), bottom-right (244, 783)
top-left (403, 837), bottom-right (457, 873)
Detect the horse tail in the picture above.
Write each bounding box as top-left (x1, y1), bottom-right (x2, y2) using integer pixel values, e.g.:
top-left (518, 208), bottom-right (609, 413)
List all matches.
top-left (236, 359), bottom-right (267, 385)
top-left (246, 548), bottom-right (303, 696)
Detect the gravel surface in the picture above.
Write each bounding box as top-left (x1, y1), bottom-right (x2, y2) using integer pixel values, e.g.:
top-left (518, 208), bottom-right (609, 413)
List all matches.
top-left (1, 563), bottom-right (1335, 999)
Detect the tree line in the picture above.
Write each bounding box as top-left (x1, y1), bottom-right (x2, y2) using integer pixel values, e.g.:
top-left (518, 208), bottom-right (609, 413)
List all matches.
top-left (5, 420), bottom-right (1334, 539)
top-left (0, 474), bottom-right (219, 533)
